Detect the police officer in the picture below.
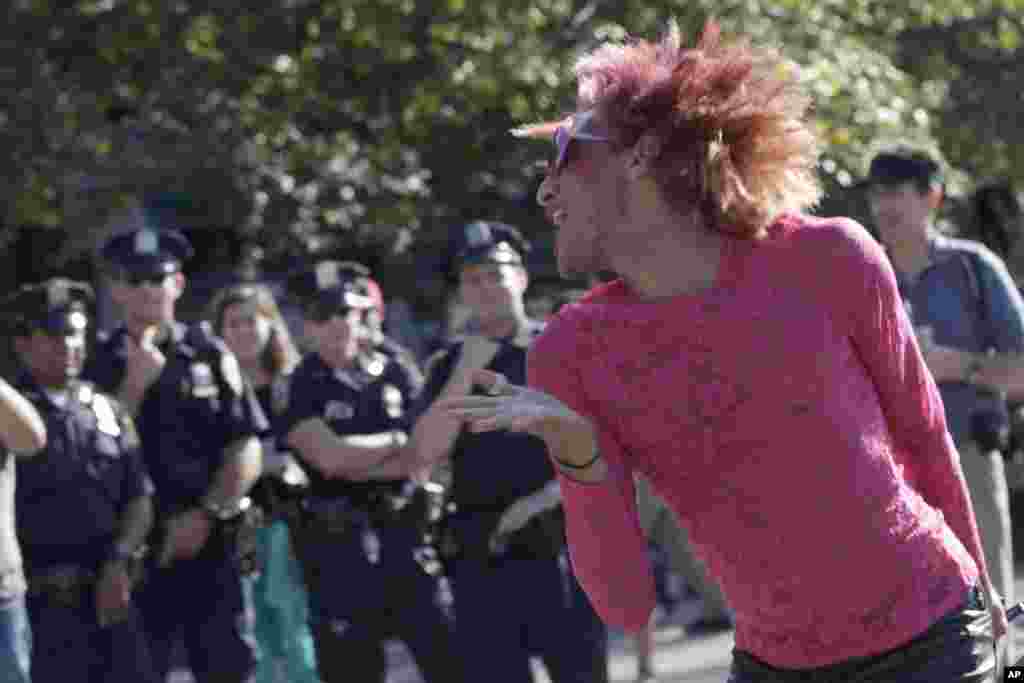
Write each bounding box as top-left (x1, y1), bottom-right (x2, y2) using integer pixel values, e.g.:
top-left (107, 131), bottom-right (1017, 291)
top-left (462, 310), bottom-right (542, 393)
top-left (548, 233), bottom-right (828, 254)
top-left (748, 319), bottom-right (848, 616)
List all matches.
top-left (278, 260), bottom-right (461, 683)
top-left (83, 228), bottom-right (266, 683)
top-left (408, 221), bottom-right (609, 683)
top-left (2, 278), bottom-right (159, 682)
top-left (333, 260), bottom-right (422, 369)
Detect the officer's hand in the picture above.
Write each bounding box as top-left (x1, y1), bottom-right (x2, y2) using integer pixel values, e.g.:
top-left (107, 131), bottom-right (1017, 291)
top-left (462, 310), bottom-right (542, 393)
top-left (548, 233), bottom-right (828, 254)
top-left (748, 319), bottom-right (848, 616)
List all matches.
top-left (161, 508), bottom-right (213, 565)
top-left (95, 561), bottom-right (132, 627)
top-left (986, 583), bottom-right (1009, 642)
top-left (439, 369), bottom-right (581, 440)
top-left (123, 326), bottom-right (166, 392)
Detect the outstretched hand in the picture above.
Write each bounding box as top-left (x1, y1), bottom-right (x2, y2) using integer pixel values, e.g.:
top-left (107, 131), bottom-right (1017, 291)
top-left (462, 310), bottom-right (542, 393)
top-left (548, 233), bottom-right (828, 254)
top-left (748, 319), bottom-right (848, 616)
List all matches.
top-left (438, 369), bottom-right (577, 437)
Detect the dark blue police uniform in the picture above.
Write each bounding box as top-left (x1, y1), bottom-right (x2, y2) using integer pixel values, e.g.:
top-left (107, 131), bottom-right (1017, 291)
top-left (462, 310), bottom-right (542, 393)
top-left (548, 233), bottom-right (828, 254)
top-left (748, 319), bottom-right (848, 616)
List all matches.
top-left (83, 229), bottom-right (268, 683)
top-left (2, 279), bottom-right (159, 683)
top-left (415, 222), bottom-right (609, 683)
top-left (278, 262), bottom-right (461, 683)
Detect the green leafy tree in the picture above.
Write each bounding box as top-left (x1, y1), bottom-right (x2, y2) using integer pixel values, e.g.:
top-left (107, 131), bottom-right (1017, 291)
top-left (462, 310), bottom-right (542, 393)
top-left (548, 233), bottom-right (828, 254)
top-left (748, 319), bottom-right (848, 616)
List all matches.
top-left (1, 0), bottom-right (1020, 312)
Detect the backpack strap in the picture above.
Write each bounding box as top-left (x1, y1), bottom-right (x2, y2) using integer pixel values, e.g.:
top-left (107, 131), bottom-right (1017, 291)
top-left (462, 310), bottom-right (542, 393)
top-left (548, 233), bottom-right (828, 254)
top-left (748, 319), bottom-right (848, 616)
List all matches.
top-left (957, 249), bottom-right (995, 351)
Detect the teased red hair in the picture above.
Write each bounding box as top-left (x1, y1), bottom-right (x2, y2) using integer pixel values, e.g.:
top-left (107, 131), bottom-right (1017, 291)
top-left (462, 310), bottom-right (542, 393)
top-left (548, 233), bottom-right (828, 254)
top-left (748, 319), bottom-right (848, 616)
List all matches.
top-left (522, 20), bottom-right (823, 238)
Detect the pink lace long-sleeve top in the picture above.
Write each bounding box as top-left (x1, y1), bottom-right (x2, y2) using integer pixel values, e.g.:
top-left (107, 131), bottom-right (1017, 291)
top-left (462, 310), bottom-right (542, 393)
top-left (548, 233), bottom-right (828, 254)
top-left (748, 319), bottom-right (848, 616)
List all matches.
top-left (527, 214), bottom-right (986, 669)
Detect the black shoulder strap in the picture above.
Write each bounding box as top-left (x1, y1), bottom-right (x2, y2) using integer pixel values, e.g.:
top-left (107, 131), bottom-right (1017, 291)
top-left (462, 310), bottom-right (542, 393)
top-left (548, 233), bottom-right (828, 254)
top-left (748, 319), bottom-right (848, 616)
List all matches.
top-left (958, 250), bottom-right (995, 350)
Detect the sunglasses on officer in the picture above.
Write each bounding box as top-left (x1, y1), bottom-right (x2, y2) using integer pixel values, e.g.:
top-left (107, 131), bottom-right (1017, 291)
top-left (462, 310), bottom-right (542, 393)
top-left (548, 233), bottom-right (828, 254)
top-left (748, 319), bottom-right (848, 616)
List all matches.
top-left (550, 109), bottom-right (613, 175)
top-left (110, 267), bottom-right (178, 288)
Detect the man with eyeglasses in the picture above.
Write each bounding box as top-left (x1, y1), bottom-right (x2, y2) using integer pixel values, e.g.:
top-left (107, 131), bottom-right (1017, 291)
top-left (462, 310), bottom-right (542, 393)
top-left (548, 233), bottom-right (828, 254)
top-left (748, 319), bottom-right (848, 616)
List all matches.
top-left (276, 260), bottom-right (461, 683)
top-left (83, 227), bottom-right (266, 683)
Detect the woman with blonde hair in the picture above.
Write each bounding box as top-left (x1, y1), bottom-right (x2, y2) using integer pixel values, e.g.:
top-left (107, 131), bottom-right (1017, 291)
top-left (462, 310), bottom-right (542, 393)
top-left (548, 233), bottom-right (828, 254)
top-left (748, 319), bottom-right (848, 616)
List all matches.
top-left (209, 283), bottom-right (317, 683)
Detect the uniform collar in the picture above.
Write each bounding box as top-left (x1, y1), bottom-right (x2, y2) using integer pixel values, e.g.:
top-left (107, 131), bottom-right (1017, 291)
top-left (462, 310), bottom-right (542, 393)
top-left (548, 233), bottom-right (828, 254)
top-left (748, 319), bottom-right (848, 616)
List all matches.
top-left (502, 318), bottom-right (544, 349)
top-left (465, 317), bottom-right (542, 349)
top-left (891, 230), bottom-right (956, 291)
top-left (309, 353), bottom-right (371, 391)
top-left (11, 368), bottom-right (76, 413)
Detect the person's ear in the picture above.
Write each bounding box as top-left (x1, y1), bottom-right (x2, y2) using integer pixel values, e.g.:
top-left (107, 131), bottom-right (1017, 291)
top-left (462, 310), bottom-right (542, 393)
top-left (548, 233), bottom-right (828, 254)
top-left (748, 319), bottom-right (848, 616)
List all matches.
top-left (514, 266), bottom-right (529, 295)
top-left (626, 133), bottom-right (662, 181)
top-left (108, 279), bottom-right (129, 306)
top-left (11, 335), bottom-right (29, 358)
top-left (170, 272), bottom-right (186, 300)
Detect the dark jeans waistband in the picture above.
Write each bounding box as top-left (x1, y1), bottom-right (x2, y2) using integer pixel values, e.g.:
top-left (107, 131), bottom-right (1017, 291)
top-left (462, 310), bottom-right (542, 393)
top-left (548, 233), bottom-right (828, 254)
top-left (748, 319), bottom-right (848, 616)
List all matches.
top-left (729, 585), bottom-right (994, 682)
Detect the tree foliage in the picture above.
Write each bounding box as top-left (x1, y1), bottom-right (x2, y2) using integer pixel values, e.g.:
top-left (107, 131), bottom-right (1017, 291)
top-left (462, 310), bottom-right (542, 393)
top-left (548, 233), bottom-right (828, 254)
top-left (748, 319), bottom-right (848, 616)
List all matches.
top-left (1, 0), bottom-right (1021, 304)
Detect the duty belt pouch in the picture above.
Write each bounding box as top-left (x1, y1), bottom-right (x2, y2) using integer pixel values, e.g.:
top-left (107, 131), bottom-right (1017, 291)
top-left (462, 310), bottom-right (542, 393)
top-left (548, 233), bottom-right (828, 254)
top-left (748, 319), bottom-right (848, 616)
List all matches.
top-left (374, 485), bottom-right (435, 533)
top-left (251, 475), bottom-right (308, 522)
top-left (302, 498), bottom-right (359, 536)
top-left (28, 565), bottom-right (93, 608)
top-left (222, 506), bottom-right (265, 576)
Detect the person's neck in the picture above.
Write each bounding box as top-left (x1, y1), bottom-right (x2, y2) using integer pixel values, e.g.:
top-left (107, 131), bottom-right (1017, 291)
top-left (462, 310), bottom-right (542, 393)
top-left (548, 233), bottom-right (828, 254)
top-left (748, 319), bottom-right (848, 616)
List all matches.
top-left (322, 351), bottom-right (357, 373)
top-left (475, 313), bottom-right (526, 341)
top-left (39, 377), bottom-right (69, 394)
top-left (612, 206), bottom-right (725, 300)
top-left (885, 226), bottom-right (933, 279)
top-left (238, 357), bottom-right (271, 388)
top-left (126, 319), bottom-right (173, 343)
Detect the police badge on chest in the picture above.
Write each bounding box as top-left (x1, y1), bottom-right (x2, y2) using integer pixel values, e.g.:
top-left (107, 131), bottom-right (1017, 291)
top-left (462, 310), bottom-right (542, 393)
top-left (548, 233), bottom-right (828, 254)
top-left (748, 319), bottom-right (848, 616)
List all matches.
top-left (186, 362), bottom-right (220, 399)
top-left (382, 384), bottom-right (404, 419)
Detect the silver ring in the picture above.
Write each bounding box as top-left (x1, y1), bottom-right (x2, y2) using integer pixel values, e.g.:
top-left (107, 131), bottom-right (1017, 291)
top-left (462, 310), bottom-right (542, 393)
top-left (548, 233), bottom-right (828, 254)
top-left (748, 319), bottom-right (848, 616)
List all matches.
top-left (488, 374), bottom-right (508, 396)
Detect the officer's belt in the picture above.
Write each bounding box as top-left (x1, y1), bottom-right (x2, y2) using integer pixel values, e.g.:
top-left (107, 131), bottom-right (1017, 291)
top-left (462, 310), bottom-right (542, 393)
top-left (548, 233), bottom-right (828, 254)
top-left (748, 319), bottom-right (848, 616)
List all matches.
top-left (299, 496), bottom-right (366, 535)
top-left (442, 503), bottom-right (567, 563)
top-left (300, 487), bottom-right (424, 532)
top-left (27, 565), bottom-right (95, 605)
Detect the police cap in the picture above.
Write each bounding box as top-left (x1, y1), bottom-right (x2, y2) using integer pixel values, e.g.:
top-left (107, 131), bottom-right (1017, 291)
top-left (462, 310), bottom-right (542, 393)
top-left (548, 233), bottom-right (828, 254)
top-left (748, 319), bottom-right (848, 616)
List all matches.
top-left (0, 278), bottom-right (93, 337)
top-left (860, 144), bottom-right (945, 190)
top-left (335, 261), bottom-right (384, 315)
top-left (446, 221), bottom-right (531, 283)
top-left (100, 227), bottom-right (194, 282)
top-left (286, 260), bottom-right (375, 321)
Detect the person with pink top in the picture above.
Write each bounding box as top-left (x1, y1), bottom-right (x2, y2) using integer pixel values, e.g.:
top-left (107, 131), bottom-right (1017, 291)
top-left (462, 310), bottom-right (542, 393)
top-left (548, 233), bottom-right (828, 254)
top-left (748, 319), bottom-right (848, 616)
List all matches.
top-left (440, 19), bottom-right (1004, 682)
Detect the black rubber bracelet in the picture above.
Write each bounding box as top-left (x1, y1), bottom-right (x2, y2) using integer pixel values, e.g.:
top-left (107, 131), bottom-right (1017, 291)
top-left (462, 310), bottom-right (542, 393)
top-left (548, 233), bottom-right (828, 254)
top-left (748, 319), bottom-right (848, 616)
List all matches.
top-left (553, 449), bottom-right (601, 471)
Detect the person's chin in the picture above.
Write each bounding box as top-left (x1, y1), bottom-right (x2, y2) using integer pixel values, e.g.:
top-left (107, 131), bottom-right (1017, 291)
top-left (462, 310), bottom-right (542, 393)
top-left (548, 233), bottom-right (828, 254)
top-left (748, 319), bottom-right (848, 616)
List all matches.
top-left (556, 251), bottom-right (589, 281)
top-left (131, 312), bottom-right (164, 329)
top-left (236, 347), bottom-right (263, 364)
top-left (323, 348), bottom-right (354, 368)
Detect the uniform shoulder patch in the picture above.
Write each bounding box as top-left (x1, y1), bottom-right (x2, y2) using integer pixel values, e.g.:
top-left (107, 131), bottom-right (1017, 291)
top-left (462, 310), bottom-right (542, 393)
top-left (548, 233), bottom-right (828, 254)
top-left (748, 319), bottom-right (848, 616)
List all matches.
top-left (220, 351), bottom-right (245, 396)
top-left (381, 383), bottom-right (404, 419)
top-left (76, 382), bottom-right (95, 406)
top-left (90, 392), bottom-right (122, 438)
